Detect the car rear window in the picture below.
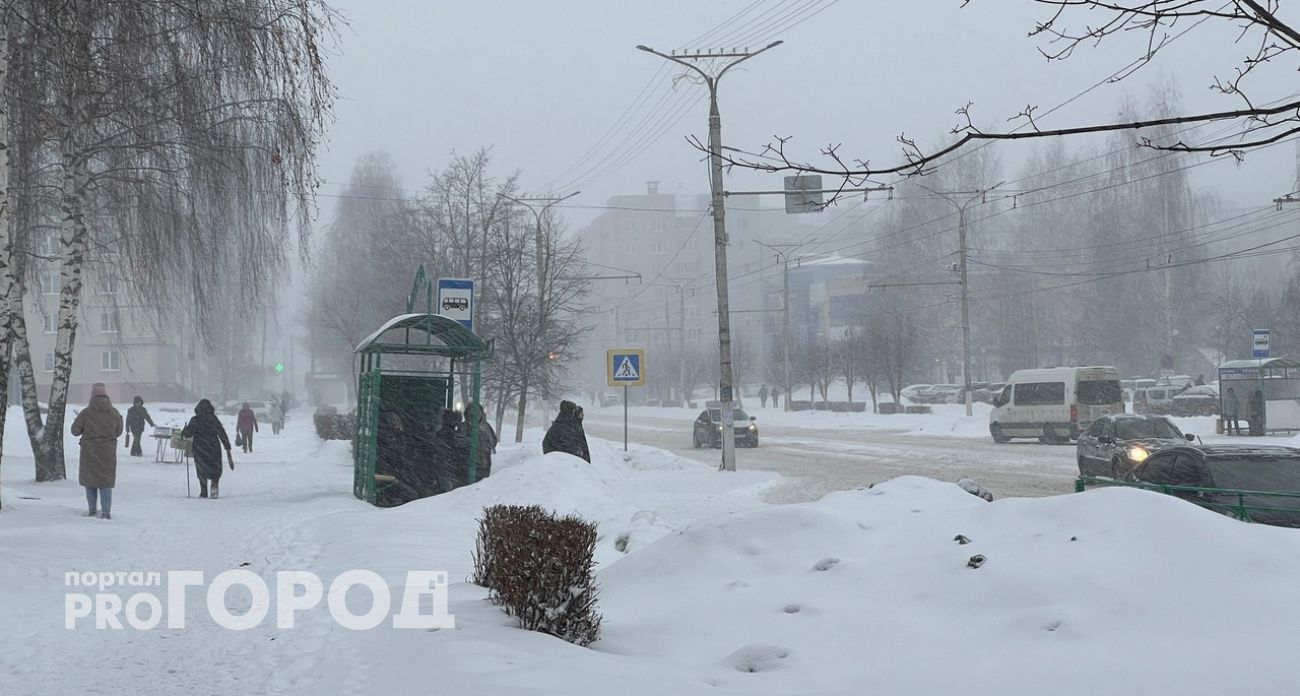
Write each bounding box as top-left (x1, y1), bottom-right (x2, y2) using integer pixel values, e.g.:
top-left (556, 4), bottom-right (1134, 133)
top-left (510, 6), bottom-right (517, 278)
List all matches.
top-left (1014, 382), bottom-right (1065, 406)
top-left (1077, 380), bottom-right (1122, 405)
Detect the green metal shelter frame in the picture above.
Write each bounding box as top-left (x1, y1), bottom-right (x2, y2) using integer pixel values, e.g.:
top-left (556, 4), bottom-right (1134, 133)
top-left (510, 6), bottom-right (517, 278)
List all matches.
top-left (353, 266), bottom-right (490, 505)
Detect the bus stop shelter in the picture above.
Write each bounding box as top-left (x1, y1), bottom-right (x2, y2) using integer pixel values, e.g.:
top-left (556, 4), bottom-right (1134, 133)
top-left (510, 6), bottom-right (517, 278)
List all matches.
top-left (1217, 358), bottom-right (1300, 435)
top-left (352, 269), bottom-right (490, 505)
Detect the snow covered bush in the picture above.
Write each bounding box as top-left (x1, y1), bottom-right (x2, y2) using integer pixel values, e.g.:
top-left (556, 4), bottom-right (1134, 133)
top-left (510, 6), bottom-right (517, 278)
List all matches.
top-left (473, 504), bottom-right (603, 646)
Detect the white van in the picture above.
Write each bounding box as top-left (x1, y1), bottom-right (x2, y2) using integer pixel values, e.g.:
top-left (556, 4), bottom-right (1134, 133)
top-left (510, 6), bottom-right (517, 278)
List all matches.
top-left (989, 366), bottom-right (1124, 444)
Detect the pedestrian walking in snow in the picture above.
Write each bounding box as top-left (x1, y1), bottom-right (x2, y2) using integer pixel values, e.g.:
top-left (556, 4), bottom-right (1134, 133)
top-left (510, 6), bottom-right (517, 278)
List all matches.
top-left (72, 383), bottom-right (123, 519)
top-left (269, 398), bottom-right (285, 435)
top-left (182, 399), bottom-right (234, 498)
top-left (771, 386), bottom-right (782, 409)
top-left (1223, 387), bottom-right (1241, 435)
top-left (542, 400), bottom-right (591, 462)
top-left (236, 402), bottom-right (259, 453)
top-left (759, 384), bottom-right (769, 408)
top-left (124, 395), bottom-right (155, 457)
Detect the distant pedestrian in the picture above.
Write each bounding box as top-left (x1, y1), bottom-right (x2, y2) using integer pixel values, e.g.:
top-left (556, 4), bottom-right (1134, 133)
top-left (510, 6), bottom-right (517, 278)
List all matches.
top-left (281, 390), bottom-right (292, 411)
top-left (771, 386), bottom-right (782, 409)
top-left (182, 399), bottom-right (234, 499)
top-left (759, 384), bottom-right (769, 408)
top-left (236, 402), bottom-right (258, 453)
top-left (269, 398), bottom-right (285, 435)
top-left (72, 383), bottom-right (123, 519)
top-left (1249, 389), bottom-right (1266, 436)
top-left (124, 395), bottom-right (155, 457)
top-left (543, 400), bottom-right (591, 462)
top-left (1223, 387), bottom-right (1240, 435)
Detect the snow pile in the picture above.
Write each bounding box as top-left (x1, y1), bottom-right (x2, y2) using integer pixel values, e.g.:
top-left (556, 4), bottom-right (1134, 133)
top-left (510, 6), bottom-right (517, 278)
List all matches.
top-left (5, 410), bottom-right (1299, 695)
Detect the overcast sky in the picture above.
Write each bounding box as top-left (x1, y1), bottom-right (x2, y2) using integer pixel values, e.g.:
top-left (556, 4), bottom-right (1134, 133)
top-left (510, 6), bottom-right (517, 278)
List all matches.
top-left (314, 1), bottom-right (1297, 226)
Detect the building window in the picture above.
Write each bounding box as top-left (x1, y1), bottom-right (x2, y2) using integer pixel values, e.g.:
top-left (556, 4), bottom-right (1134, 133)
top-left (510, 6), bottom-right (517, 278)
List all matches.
top-left (677, 261), bottom-right (700, 274)
top-left (100, 312), bottom-right (119, 334)
top-left (686, 328), bottom-right (703, 340)
top-left (97, 275), bottom-right (119, 295)
top-left (39, 234), bottom-right (59, 257)
top-left (43, 352), bottom-right (55, 372)
top-left (653, 242), bottom-right (667, 254)
top-left (42, 313), bottom-right (57, 334)
top-left (100, 350), bottom-right (119, 372)
top-left (686, 238), bottom-right (699, 252)
top-left (40, 269), bottom-right (59, 295)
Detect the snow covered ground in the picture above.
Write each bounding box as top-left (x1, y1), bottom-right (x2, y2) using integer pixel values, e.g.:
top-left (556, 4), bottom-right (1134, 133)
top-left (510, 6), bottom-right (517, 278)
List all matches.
top-left (3, 406), bottom-right (1300, 694)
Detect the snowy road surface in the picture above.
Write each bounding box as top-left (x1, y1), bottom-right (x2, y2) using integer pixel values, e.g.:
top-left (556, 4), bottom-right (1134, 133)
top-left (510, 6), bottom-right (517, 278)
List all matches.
top-left (581, 405), bottom-right (1080, 502)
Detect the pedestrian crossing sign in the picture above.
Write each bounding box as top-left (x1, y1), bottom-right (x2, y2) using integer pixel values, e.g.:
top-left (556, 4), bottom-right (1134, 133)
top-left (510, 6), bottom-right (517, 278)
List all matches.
top-left (607, 348), bottom-right (646, 387)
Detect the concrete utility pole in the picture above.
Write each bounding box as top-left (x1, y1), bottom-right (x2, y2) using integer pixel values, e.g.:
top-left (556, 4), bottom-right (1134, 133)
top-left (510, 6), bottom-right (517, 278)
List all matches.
top-left (755, 241), bottom-right (806, 413)
top-left (636, 41), bottom-right (782, 472)
top-left (498, 190), bottom-right (579, 442)
top-left (918, 185), bottom-right (998, 418)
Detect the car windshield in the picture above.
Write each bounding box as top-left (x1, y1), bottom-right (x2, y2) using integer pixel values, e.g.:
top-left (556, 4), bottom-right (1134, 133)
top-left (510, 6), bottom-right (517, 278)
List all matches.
top-left (1077, 379), bottom-right (1122, 405)
top-left (1206, 457), bottom-right (1300, 493)
top-left (1114, 418), bottom-right (1182, 440)
top-left (707, 409), bottom-right (750, 422)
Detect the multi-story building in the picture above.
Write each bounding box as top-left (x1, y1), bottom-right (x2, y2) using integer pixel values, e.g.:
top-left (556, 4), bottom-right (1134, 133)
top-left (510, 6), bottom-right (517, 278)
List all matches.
top-left (20, 244), bottom-right (202, 404)
top-left (575, 181), bottom-right (813, 400)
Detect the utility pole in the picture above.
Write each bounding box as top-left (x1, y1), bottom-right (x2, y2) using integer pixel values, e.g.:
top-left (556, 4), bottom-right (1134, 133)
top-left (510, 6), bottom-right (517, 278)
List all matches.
top-left (755, 241), bottom-right (806, 413)
top-left (918, 185), bottom-right (998, 418)
top-left (498, 190), bottom-right (580, 442)
top-left (637, 40), bottom-right (782, 472)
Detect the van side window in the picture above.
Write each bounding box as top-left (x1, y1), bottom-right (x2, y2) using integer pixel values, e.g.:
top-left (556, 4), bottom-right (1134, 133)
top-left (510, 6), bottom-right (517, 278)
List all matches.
top-left (1014, 382), bottom-right (1066, 406)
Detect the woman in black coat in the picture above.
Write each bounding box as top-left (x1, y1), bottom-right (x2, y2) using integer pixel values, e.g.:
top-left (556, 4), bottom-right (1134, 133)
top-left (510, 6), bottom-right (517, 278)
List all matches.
top-left (182, 399), bottom-right (234, 498)
top-left (542, 400), bottom-right (591, 462)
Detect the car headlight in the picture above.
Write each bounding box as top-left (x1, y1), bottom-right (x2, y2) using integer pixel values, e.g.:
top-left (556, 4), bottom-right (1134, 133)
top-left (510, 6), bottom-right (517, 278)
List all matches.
top-left (717, 425), bottom-right (723, 431)
top-left (748, 424), bottom-right (757, 432)
top-left (1127, 446), bottom-right (1148, 462)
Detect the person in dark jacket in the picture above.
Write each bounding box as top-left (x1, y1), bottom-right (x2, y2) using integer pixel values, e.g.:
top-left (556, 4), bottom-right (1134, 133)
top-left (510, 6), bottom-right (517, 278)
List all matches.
top-left (236, 402), bottom-right (258, 453)
top-left (432, 408), bottom-right (471, 491)
top-left (1248, 389), bottom-right (1266, 436)
top-left (1223, 387), bottom-right (1241, 435)
top-left (182, 399), bottom-right (234, 498)
top-left (458, 403), bottom-right (497, 482)
top-left (72, 383), bottom-right (124, 519)
top-left (124, 396), bottom-right (155, 457)
top-left (759, 384), bottom-right (769, 408)
top-left (542, 400), bottom-right (591, 462)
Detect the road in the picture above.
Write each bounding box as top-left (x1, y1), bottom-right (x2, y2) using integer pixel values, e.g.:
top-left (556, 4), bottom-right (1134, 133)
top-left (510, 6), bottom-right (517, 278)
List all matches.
top-left (581, 409), bottom-right (1079, 503)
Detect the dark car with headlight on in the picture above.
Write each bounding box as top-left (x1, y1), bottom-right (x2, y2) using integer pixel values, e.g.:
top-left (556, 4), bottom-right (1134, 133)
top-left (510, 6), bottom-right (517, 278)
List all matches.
top-left (692, 407), bottom-right (758, 448)
top-left (1076, 413), bottom-right (1195, 478)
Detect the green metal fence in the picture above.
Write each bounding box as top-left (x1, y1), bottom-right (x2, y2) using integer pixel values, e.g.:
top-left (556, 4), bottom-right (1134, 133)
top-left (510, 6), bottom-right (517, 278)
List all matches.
top-left (1076, 475), bottom-right (1300, 526)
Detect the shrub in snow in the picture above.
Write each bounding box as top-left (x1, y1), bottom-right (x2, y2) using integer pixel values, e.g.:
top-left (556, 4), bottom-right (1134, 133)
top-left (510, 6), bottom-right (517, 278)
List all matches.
top-left (312, 407), bottom-right (353, 441)
top-left (472, 504), bottom-right (603, 646)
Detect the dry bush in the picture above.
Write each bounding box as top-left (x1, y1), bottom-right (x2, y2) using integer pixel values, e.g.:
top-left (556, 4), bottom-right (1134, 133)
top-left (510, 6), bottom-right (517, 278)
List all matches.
top-left (473, 504), bottom-right (602, 646)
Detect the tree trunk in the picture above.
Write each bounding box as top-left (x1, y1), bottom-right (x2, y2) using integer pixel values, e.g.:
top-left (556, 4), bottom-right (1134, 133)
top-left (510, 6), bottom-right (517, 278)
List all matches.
top-left (25, 144), bottom-right (90, 481)
top-left (513, 373), bottom-right (529, 444)
top-left (0, 17), bottom-right (11, 505)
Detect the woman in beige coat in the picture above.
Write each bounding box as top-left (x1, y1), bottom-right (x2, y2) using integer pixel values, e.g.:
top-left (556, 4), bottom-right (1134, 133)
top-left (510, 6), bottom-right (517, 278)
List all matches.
top-left (71, 383), bottom-right (123, 519)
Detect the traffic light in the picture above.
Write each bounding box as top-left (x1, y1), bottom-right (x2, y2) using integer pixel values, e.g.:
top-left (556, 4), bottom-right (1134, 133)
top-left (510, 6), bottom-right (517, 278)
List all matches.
top-left (273, 362), bottom-right (286, 374)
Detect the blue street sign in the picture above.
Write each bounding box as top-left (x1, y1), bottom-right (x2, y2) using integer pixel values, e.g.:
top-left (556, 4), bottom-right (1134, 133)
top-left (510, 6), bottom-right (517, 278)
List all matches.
top-left (607, 348), bottom-right (645, 387)
top-left (1253, 329), bottom-right (1270, 359)
top-left (437, 278), bottom-right (474, 332)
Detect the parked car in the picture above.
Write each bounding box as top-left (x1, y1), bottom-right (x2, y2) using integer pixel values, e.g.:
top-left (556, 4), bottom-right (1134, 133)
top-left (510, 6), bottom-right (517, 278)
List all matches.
top-left (955, 382), bottom-right (990, 404)
top-left (900, 384), bottom-right (932, 403)
top-left (1169, 384), bottom-right (1219, 417)
top-left (974, 382), bottom-right (1006, 404)
top-left (989, 366), bottom-right (1124, 444)
top-left (920, 384), bottom-right (962, 404)
top-left (1076, 414), bottom-right (1195, 478)
top-left (1126, 444), bottom-right (1300, 527)
top-left (692, 407), bottom-right (758, 448)
top-left (1132, 385), bottom-right (1188, 415)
